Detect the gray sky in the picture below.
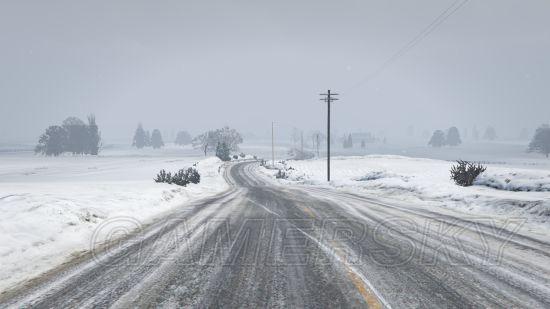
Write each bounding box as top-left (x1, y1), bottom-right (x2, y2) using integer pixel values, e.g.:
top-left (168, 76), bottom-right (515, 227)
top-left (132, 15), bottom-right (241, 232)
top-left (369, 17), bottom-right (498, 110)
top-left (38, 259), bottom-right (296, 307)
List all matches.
top-left (1, 0), bottom-right (549, 143)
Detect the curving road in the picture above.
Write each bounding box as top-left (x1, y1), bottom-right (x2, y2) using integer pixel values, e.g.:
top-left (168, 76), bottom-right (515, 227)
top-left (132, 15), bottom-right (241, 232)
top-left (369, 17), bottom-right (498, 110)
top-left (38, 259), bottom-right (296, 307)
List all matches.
top-left (1, 162), bottom-right (550, 308)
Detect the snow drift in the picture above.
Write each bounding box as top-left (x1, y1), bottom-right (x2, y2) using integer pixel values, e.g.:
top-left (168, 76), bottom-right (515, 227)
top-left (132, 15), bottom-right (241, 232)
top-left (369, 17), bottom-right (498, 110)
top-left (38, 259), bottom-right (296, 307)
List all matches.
top-left (0, 152), bottom-right (228, 292)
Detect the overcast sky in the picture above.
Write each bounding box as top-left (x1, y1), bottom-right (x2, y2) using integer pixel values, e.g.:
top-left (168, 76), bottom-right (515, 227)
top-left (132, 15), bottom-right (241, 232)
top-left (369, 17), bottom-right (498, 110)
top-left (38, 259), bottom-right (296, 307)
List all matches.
top-left (1, 0), bottom-right (549, 143)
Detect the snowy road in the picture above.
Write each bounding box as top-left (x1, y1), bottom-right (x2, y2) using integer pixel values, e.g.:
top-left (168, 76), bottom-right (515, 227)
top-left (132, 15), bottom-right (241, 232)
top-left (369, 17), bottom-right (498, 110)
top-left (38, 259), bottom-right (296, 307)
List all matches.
top-left (1, 162), bottom-right (550, 308)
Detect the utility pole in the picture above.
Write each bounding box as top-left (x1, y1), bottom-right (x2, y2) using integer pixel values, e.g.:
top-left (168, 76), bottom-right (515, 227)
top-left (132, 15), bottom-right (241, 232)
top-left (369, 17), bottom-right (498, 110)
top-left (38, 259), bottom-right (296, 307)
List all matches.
top-left (320, 90), bottom-right (338, 182)
top-left (271, 121), bottom-right (275, 167)
top-left (300, 131), bottom-right (304, 154)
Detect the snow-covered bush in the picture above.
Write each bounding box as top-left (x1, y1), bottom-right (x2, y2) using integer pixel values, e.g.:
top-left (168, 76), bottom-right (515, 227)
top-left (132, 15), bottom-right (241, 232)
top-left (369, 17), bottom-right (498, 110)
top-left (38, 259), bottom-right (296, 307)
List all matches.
top-left (155, 168), bottom-right (200, 186)
top-left (154, 169), bottom-right (172, 184)
top-left (232, 154), bottom-right (239, 160)
top-left (356, 171), bottom-right (386, 181)
top-left (450, 160), bottom-right (486, 186)
top-left (171, 169), bottom-right (188, 186)
top-left (275, 169), bottom-right (288, 179)
top-left (185, 168), bottom-right (201, 184)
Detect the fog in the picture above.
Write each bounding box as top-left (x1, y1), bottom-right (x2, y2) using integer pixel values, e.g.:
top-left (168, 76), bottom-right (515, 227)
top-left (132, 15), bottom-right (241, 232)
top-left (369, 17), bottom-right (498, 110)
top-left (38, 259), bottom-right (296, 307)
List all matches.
top-left (1, 0), bottom-right (549, 143)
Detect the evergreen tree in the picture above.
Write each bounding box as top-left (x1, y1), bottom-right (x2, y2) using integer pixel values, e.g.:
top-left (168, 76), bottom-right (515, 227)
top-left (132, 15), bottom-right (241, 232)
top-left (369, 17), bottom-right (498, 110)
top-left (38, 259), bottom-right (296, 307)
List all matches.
top-left (528, 124), bottom-right (550, 158)
top-left (132, 123), bottom-right (147, 149)
top-left (472, 125), bottom-right (479, 141)
top-left (446, 127), bottom-right (462, 146)
top-left (175, 131), bottom-right (192, 146)
top-left (483, 126), bottom-right (497, 141)
top-left (35, 126), bottom-right (67, 156)
top-left (87, 114), bottom-right (101, 155)
top-left (216, 142), bottom-right (231, 161)
top-left (62, 117), bottom-right (88, 154)
top-left (428, 130), bottom-right (446, 147)
top-left (145, 130), bottom-right (151, 147)
top-left (343, 134), bottom-right (353, 148)
top-left (151, 129), bottom-right (164, 149)
top-left (361, 140), bottom-right (366, 148)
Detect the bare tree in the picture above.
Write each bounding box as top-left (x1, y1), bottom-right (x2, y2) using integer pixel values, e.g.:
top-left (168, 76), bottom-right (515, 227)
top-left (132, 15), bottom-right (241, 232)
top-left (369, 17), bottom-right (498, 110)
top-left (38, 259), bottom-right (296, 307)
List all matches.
top-left (192, 126), bottom-right (243, 156)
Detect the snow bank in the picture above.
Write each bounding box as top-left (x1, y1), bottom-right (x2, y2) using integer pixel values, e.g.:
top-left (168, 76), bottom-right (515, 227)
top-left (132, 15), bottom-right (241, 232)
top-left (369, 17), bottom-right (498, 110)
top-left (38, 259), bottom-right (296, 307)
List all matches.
top-left (475, 170), bottom-right (550, 192)
top-left (0, 153), bottom-right (228, 292)
top-left (259, 155), bottom-right (550, 225)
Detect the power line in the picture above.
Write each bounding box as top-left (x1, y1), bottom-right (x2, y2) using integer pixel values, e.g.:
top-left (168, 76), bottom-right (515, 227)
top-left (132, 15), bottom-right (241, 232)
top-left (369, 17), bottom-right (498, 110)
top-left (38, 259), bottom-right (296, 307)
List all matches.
top-left (348, 0), bottom-right (470, 91)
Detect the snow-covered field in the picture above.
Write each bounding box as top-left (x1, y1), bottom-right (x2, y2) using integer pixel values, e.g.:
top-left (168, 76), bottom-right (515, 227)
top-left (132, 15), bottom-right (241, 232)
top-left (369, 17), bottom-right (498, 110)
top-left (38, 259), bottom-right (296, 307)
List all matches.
top-left (260, 155), bottom-right (550, 228)
top-left (0, 147), bottom-right (228, 292)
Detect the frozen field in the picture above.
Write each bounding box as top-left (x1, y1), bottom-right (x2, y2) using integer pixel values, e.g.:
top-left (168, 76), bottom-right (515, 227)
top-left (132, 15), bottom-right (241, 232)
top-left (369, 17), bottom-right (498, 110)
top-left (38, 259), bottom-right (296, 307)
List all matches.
top-left (260, 155), bottom-right (550, 230)
top-left (1, 140), bottom-right (548, 293)
top-left (0, 146), bottom-right (228, 292)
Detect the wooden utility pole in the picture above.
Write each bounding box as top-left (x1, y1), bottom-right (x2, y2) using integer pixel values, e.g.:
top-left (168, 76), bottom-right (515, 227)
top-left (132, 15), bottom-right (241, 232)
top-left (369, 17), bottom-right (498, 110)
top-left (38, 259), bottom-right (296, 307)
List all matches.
top-left (320, 90), bottom-right (338, 182)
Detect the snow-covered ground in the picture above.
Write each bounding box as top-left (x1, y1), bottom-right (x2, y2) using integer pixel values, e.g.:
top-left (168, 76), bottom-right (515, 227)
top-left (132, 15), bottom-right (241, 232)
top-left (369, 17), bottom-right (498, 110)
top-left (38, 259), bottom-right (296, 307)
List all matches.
top-left (260, 155), bottom-right (550, 228)
top-left (0, 147), bottom-right (228, 292)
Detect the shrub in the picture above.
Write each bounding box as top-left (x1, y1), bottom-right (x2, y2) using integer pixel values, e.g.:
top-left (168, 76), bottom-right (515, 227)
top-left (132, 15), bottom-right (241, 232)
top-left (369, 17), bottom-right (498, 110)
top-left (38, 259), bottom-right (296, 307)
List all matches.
top-left (154, 169), bottom-right (172, 184)
top-left (239, 153), bottom-right (246, 158)
top-left (155, 168), bottom-right (200, 186)
top-left (185, 167), bottom-right (201, 184)
top-left (275, 169), bottom-right (288, 179)
top-left (450, 160), bottom-right (486, 186)
top-left (233, 154), bottom-right (239, 160)
top-left (171, 169), bottom-right (189, 186)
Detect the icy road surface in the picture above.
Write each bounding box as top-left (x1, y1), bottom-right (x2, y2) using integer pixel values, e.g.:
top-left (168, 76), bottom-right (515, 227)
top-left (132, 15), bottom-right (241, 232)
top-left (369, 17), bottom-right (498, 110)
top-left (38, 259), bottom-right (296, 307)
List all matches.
top-left (1, 162), bottom-right (549, 308)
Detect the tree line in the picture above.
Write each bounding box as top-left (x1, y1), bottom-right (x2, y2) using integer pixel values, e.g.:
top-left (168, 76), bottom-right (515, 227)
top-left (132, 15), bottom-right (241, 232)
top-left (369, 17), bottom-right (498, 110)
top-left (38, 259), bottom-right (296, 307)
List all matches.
top-left (427, 124), bottom-right (550, 158)
top-left (132, 124), bottom-right (165, 149)
top-left (131, 124), bottom-right (243, 158)
top-left (35, 115), bottom-right (101, 156)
